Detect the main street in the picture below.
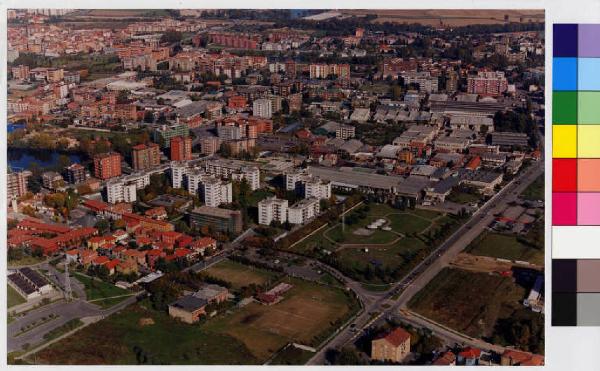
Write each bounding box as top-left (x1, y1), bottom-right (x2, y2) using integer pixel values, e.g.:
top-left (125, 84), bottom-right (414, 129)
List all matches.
top-left (308, 158), bottom-right (543, 365)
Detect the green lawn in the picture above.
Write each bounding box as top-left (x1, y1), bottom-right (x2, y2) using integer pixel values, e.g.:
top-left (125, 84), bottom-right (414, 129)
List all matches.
top-left (447, 190), bottom-right (481, 204)
top-left (34, 301), bottom-right (259, 365)
top-left (269, 345), bottom-right (315, 365)
top-left (8, 285), bottom-right (26, 308)
top-left (8, 255), bottom-right (46, 267)
top-left (521, 174), bottom-right (544, 201)
top-left (72, 272), bottom-right (129, 302)
top-left (335, 237), bottom-right (430, 284)
top-left (467, 232), bottom-right (544, 265)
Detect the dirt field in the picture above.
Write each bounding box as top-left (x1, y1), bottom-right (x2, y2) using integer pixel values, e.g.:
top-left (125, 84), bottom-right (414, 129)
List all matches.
top-left (202, 278), bottom-right (357, 361)
top-left (204, 259), bottom-right (279, 290)
top-left (408, 267), bottom-right (528, 339)
top-left (341, 9), bottom-right (544, 27)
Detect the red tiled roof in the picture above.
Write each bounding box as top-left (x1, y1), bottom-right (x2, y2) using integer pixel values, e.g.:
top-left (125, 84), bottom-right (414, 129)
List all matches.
top-left (379, 327), bottom-right (411, 347)
top-left (502, 349), bottom-right (544, 366)
top-left (93, 255), bottom-right (110, 265)
top-left (104, 258), bottom-right (120, 270)
top-left (459, 347), bottom-right (481, 359)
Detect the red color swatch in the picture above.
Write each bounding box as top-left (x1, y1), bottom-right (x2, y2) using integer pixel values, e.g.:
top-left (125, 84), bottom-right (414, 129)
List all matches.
top-left (553, 158), bottom-right (578, 192)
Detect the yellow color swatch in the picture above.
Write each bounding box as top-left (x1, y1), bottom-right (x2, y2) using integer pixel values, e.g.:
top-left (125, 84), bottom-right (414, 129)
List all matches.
top-left (553, 125), bottom-right (577, 158)
top-left (578, 125), bottom-right (600, 158)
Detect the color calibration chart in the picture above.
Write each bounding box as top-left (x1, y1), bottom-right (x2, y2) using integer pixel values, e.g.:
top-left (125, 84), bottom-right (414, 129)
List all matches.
top-left (552, 24), bottom-right (600, 326)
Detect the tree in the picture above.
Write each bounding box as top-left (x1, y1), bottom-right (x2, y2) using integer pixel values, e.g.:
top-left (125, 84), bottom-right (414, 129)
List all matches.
top-left (218, 142), bottom-right (232, 158)
top-left (95, 219), bottom-right (110, 235)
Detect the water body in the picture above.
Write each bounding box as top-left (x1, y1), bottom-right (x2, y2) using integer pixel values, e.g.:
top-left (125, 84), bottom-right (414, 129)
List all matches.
top-left (7, 123), bottom-right (25, 133)
top-left (8, 148), bottom-right (85, 171)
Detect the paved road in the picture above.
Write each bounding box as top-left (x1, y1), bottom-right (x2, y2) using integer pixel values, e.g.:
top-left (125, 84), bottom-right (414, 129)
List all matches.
top-left (8, 289), bottom-right (139, 353)
top-left (307, 159), bottom-right (543, 365)
top-left (392, 310), bottom-right (506, 354)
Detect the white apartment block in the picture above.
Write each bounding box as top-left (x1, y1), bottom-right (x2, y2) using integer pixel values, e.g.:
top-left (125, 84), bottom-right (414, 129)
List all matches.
top-left (288, 198), bottom-right (320, 225)
top-left (186, 168), bottom-right (211, 196)
top-left (202, 178), bottom-right (232, 207)
top-left (336, 124), bottom-right (355, 139)
top-left (258, 196), bottom-right (289, 225)
top-left (253, 98), bottom-right (273, 119)
top-left (106, 180), bottom-right (138, 204)
top-left (205, 159), bottom-right (261, 190)
top-left (304, 178), bottom-right (332, 200)
top-left (171, 161), bottom-right (189, 188)
top-left (285, 170), bottom-right (331, 200)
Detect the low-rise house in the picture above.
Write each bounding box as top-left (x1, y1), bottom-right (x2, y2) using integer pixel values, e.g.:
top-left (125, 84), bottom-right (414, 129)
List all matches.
top-left (500, 349), bottom-right (544, 366)
top-left (371, 327), bottom-right (411, 363)
top-left (168, 295), bottom-right (208, 324)
top-left (457, 347), bottom-right (481, 366)
top-left (432, 351), bottom-right (456, 365)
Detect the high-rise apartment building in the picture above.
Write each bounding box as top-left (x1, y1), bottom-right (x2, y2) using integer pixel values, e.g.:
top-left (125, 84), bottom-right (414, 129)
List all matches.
top-left (93, 152), bottom-right (122, 180)
top-left (170, 136), bottom-right (193, 161)
top-left (132, 143), bottom-right (161, 171)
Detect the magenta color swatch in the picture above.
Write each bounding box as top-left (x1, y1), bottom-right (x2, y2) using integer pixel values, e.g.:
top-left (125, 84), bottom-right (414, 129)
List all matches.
top-left (553, 192), bottom-right (578, 225)
top-left (577, 193), bottom-right (600, 225)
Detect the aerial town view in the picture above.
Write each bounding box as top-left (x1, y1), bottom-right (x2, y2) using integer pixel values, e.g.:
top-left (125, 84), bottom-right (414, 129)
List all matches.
top-left (6, 8), bottom-right (545, 366)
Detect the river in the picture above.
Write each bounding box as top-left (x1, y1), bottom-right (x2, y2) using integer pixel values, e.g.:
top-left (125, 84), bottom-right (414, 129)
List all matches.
top-left (8, 148), bottom-right (86, 171)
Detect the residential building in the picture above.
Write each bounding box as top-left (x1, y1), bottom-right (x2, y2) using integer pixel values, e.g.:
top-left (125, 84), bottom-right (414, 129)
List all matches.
top-left (65, 163), bottom-right (86, 184)
top-left (287, 198), bottom-right (320, 224)
top-left (371, 327), bottom-right (411, 363)
top-left (42, 171), bottom-right (64, 189)
top-left (336, 124), bottom-right (355, 139)
top-left (467, 71), bottom-right (508, 96)
top-left (201, 178), bottom-right (232, 207)
top-left (8, 170), bottom-right (29, 201)
top-left (106, 180), bottom-right (138, 204)
top-left (253, 98), bottom-right (273, 119)
top-left (132, 143), bottom-right (161, 170)
top-left (258, 196), bottom-right (288, 225)
top-left (153, 123), bottom-right (189, 148)
top-left (170, 136), bottom-right (193, 161)
top-left (94, 152), bottom-right (122, 180)
top-left (204, 159), bottom-right (260, 190)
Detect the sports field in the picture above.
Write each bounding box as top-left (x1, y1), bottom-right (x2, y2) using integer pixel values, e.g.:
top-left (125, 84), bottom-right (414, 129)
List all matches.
top-left (204, 259), bottom-right (279, 289)
top-left (201, 277), bottom-right (359, 361)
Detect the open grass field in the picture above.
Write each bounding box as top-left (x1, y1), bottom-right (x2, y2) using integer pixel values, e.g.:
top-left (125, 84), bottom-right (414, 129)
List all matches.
top-left (289, 203), bottom-right (457, 285)
top-left (201, 277), bottom-right (358, 362)
top-left (520, 174), bottom-right (544, 202)
top-left (204, 259), bottom-right (280, 290)
top-left (33, 274), bottom-right (358, 365)
top-left (72, 272), bottom-right (130, 305)
top-left (7, 255), bottom-right (46, 268)
top-left (408, 268), bottom-right (528, 339)
top-left (292, 203), bottom-right (441, 254)
top-left (33, 300), bottom-right (259, 365)
top-left (447, 190), bottom-right (481, 205)
top-left (8, 284), bottom-right (26, 308)
top-left (269, 345), bottom-right (315, 365)
top-left (341, 9), bottom-right (544, 27)
top-left (467, 232), bottom-right (544, 265)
